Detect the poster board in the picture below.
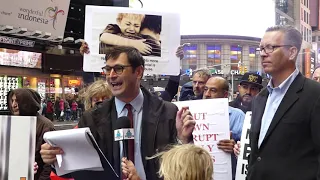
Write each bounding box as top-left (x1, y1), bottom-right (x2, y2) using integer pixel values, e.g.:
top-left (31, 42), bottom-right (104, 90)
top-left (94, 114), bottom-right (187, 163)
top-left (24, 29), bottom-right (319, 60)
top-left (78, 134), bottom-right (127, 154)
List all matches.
top-left (235, 111), bottom-right (252, 180)
top-left (0, 115), bottom-right (37, 180)
top-left (174, 99), bottom-right (232, 180)
top-left (84, 6), bottom-right (180, 76)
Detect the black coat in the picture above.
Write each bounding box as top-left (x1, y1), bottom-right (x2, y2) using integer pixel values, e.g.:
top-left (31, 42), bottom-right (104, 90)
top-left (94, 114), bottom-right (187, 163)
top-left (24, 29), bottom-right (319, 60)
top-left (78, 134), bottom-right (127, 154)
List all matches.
top-left (247, 73), bottom-right (320, 180)
top-left (77, 87), bottom-right (178, 180)
top-left (229, 96), bottom-right (252, 114)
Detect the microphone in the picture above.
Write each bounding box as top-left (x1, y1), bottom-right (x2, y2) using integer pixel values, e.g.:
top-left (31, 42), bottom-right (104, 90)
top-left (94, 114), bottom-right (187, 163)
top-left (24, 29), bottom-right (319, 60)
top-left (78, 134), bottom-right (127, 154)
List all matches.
top-left (114, 116), bottom-right (135, 160)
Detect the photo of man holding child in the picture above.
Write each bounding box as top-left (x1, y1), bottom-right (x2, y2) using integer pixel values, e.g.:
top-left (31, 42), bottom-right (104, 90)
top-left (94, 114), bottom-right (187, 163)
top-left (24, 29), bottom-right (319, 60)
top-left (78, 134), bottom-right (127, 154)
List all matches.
top-left (99, 13), bottom-right (162, 57)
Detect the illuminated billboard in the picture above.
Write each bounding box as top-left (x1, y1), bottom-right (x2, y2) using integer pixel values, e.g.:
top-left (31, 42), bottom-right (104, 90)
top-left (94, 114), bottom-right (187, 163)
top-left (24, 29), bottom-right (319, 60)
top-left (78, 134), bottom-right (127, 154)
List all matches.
top-left (0, 48), bottom-right (42, 69)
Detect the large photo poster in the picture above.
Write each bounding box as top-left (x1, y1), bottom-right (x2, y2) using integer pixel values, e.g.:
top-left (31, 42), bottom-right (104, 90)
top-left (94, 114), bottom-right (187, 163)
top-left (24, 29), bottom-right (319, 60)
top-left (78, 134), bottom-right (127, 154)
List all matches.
top-left (174, 99), bottom-right (232, 180)
top-left (0, 116), bottom-right (37, 180)
top-left (84, 6), bottom-right (181, 76)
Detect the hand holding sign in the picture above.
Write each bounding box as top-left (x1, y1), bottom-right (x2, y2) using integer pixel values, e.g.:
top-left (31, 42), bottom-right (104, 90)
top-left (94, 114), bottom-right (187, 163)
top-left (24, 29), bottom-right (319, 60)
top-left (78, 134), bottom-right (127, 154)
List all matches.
top-left (217, 139), bottom-right (236, 153)
top-left (176, 106), bottom-right (196, 144)
top-left (80, 41), bottom-right (90, 55)
top-left (234, 141), bottom-right (241, 157)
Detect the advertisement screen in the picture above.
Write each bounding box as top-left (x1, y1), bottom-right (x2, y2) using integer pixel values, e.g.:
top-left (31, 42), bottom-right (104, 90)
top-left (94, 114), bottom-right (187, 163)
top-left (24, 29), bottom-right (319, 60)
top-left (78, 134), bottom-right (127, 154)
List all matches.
top-left (131, 0), bottom-right (276, 38)
top-left (0, 48), bottom-right (42, 69)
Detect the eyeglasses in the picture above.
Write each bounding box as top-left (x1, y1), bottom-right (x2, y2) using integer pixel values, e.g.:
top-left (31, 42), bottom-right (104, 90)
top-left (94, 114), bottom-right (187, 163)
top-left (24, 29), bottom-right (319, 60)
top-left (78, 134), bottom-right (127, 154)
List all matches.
top-left (258, 45), bottom-right (292, 54)
top-left (101, 65), bottom-right (132, 75)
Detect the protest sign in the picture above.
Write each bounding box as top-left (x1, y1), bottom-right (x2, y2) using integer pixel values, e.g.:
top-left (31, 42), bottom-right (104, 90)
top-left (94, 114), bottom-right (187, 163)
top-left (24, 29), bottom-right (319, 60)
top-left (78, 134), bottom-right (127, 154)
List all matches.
top-left (84, 6), bottom-right (180, 76)
top-left (235, 111), bottom-right (252, 180)
top-left (0, 116), bottom-right (37, 180)
top-left (174, 98), bottom-right (232, 180)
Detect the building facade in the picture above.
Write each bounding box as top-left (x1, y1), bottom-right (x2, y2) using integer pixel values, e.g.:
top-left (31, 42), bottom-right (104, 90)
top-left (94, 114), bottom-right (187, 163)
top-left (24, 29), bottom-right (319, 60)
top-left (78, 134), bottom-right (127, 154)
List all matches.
top-left (275, 0), bottom-right (313, 77)
top-left (181, 35), bottom-right (262, 75)
top-left (310, 0), bottom-right (320, 74)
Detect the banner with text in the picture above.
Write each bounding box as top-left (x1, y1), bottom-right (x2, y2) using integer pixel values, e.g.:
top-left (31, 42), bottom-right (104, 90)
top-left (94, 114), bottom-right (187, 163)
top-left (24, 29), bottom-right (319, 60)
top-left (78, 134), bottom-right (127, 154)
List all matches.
top-left (0, 0), bottom-right (70, 40)
top-left (174, 99), bottom-right (232, 180)
top-left (235, 111), bottom-right (252, 180)
top-left (0, 116), bottom-right (37, 180)
top-left (83, 6), bottom-right (180, 75)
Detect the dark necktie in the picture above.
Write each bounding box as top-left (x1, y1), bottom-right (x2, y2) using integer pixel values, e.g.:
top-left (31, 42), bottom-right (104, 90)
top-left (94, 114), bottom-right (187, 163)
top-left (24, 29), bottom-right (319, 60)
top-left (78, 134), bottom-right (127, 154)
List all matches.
top-left (125, 104), bottom-right (135, 163)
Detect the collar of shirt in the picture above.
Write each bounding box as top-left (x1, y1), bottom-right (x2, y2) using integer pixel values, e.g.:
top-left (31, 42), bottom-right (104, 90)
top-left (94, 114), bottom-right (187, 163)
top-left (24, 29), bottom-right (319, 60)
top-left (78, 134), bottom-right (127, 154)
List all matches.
top-left (115, 89), bottom-right (144, 114)
top-left (228, 106), bottom-right (233, 115)
top-left (267, 68), bottom-right (299, 95)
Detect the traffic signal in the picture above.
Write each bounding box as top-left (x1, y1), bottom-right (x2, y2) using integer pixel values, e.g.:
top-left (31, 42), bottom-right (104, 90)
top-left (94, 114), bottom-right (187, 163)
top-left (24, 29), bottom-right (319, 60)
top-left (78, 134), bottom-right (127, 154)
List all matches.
top-left (239, 66), bottom-right (248, 74)
top-left (244, 67), bottom-right (248, 73)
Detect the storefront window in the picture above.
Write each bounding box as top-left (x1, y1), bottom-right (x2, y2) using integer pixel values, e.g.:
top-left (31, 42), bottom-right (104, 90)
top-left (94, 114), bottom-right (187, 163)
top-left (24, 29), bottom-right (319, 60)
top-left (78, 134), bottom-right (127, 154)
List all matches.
top-left (0, 75), bottom-right (22, 110)
top-left (63, 76), bottom-right (83, 103)
top-left (45, 78), bottom-right (60, 101)
top-left (207, 45), bottom-right (221, 70)
top-left (230, 45), bottom-right (242, 70)
top-left (182, 44), bottom-right (197, 71)
top-left (23, 77), bottom-right (38, 90)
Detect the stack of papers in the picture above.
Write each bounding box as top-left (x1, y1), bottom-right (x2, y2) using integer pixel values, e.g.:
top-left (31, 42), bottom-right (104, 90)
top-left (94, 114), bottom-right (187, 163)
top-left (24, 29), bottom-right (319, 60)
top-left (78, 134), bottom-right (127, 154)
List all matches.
top-left (43, 128), bottom-right (117, 178)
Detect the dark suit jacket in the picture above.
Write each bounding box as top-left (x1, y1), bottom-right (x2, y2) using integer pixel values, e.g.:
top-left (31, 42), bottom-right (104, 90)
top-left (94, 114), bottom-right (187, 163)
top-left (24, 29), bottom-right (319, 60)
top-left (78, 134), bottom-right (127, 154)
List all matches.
top-left (247, 73), bottom-right (320, 180)
top-left (78, 87), bottom-right (178, 180)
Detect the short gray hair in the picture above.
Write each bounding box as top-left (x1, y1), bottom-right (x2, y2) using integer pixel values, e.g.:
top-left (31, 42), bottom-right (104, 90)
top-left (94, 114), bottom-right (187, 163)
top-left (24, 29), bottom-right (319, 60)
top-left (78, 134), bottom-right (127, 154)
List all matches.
top-left (266, 25), bottom-right (302, 54)
top-left (193, 68), bottom-right (211, 80)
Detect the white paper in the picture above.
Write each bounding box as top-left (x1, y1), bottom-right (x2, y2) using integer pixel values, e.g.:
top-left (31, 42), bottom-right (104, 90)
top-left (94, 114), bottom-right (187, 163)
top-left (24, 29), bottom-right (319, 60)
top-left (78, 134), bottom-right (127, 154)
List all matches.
top-left (235, 112), bottom-right (252, 180)
top-left (84, 6), bottom-right (181, 76)
top-left (173, 99), bottom-right (232, 180)
top-left (43, 128), bottom-right (104, 176)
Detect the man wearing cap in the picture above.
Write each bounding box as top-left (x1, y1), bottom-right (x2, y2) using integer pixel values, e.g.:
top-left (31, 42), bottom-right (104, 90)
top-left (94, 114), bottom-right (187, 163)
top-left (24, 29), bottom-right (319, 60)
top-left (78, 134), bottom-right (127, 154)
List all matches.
top-left (229, 72), bottom-right (263, 113)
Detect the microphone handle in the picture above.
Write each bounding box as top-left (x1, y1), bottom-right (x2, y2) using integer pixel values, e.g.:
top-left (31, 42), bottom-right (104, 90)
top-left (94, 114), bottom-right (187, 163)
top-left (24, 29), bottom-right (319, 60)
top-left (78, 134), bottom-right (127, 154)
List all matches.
top-left (122, 140), bottom-right (128, 159)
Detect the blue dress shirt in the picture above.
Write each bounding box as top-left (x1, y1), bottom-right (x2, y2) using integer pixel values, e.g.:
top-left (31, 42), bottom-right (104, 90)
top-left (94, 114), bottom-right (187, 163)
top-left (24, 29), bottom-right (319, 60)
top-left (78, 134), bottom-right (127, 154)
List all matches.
top-left (115, 89), bottom-right (146, 180)
top-left (258, 69), bottom-right (299, 147)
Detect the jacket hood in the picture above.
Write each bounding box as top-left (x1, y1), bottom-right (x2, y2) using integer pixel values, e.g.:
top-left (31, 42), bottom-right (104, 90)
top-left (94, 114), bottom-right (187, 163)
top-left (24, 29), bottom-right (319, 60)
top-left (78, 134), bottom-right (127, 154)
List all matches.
top-left (7, 88), bottom-right (41, 116)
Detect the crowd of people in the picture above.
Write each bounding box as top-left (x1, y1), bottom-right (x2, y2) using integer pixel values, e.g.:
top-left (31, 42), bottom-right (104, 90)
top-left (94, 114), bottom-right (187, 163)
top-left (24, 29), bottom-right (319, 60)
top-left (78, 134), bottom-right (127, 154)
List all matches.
top-left (7, 24), bottom-right (320, 180)
top-left (41, 97), bottom-right (83, 122)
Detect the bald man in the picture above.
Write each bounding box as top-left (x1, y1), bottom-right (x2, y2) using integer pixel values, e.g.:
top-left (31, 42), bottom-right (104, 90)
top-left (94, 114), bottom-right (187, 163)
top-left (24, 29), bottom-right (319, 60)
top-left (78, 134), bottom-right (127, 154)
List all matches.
top-left (203, 76), bottom-right (245, 180)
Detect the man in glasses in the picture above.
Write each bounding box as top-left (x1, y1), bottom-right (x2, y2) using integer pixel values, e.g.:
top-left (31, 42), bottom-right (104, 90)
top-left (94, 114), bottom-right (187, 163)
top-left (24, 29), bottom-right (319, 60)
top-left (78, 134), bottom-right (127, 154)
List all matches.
top-left (246, 25), bottom-right (320, 180)
top-left (80, 41), bottom-right (184, 102)
top-left (229, 72), bottom-right (263, 113)
top-left (40, 46), bottom-right (195, 180)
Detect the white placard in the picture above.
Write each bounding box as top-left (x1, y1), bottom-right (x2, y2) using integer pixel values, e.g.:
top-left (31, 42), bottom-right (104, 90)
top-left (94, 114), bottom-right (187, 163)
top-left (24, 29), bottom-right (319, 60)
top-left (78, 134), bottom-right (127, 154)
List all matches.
top-left (84, 6), bottom-right (180, 76)
top-left (0, 115), bottom-right (37, 180)
top-left (235, 111), bottom-right (252, 180)
top-left (173, 98), bottom-right (232, 180)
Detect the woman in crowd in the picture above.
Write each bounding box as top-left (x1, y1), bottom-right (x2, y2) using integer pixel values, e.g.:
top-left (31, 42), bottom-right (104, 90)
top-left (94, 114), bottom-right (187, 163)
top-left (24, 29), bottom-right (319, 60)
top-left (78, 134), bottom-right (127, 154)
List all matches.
top-left (80, 80), bottom-right (113, 111)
